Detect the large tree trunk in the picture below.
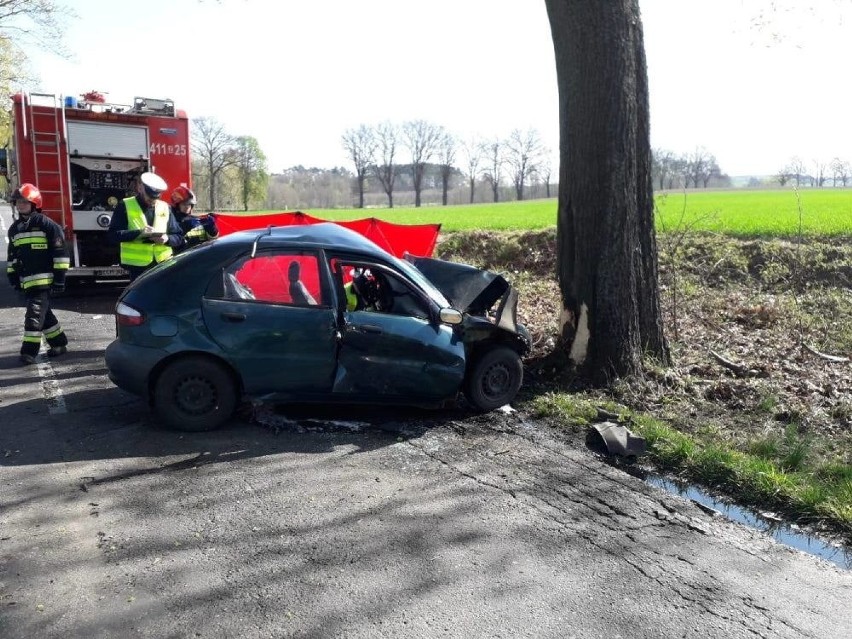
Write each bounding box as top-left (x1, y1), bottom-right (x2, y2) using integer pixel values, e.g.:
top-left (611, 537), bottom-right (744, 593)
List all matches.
top-left (545, 0), bottom-right (668, 380)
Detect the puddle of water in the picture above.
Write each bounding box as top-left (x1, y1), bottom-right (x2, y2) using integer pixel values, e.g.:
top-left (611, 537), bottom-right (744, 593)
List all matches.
top-left (646, 473), bottom-right (851, 570)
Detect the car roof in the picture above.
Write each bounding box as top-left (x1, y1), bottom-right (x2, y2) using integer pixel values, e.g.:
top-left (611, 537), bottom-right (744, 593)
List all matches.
top-left (216, 222), bottom-right (393, 259)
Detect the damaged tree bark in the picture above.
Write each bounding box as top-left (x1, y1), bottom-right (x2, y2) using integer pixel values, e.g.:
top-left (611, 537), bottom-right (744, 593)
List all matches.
top-left (545, 0), bottom-right (669, 381)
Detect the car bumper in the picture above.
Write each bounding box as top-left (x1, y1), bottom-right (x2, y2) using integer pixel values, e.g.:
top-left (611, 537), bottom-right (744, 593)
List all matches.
top-left (105, 340), bottom-right (166, 398)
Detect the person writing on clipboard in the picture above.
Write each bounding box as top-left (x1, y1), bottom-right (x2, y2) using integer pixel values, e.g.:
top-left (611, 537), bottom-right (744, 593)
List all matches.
top-left (107, 171), bottom-right (184, 281)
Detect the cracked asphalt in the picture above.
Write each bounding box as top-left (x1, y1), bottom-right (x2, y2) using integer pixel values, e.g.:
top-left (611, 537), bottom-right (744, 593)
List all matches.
top-left (2, 208), bottom-right (851, 638)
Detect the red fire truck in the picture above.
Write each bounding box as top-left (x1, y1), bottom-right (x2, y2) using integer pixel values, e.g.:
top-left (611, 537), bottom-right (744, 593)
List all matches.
top-left (7, 91), bottom-right (192, 281)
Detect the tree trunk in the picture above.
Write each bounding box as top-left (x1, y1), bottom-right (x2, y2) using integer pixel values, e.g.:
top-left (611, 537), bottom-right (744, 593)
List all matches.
top-left (357, 174), bottom-right (365, 208)
top-left (469, 178), bottom-right (475, 204)
top-left (545, 0), bottom-right (668, 380)
top-left (413, 165), bottom-right (423, 207)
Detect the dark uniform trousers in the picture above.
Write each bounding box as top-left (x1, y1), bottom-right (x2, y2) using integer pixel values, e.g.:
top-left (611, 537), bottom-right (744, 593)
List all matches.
top-left (21, 290), bottom-right (68, 358)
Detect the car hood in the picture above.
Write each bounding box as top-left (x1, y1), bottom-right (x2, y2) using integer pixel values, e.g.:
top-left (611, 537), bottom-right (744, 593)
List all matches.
top-left (406, 255), bottom-right (521, 334)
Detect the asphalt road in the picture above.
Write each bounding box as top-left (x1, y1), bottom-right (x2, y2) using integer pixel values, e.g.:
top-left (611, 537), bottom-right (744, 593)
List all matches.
top-left (1, 205), bottom-right (851, 639)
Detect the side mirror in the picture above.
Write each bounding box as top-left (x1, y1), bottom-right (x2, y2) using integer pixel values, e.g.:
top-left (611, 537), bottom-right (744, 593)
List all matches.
top-left (439, 308), bottom-right (463, 325)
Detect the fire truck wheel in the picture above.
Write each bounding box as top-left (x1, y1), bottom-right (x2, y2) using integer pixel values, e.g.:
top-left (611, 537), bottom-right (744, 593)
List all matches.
top-left (153, 356), bottom-right (238, 431)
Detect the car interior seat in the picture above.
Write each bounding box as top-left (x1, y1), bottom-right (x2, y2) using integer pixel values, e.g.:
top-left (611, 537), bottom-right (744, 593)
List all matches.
top-left (288, 260), bottom-right (317, 305)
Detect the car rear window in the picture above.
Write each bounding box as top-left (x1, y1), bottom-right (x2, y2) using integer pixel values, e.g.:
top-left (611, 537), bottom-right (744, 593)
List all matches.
top-left (230, 253), bottom-right (324, 306)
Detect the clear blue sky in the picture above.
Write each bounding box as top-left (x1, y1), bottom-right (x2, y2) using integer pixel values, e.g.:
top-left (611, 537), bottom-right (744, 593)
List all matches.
top-left (25, 0), bottom-right (852, 177)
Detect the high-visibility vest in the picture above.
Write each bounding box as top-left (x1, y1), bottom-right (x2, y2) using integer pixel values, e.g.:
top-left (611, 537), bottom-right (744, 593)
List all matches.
top-left (343, 281), bottom-right (358, 310)
top-left (120, 198), bottom-right (173, 267)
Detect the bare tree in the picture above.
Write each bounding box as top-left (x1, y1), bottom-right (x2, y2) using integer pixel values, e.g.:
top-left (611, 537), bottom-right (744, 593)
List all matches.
top-left (787, 156), bottom-right (807, 187)
top-left (341, 125), bottom-right (376, 209)
top-left (539, 155), bottom-right (553, 198)
top-left (482, 138), bottom-right (504, 203)
top-left (234, 136), bottom-right (268, 211)
top-left (0, 0), bottom-right (72, 56)
top-left (702, 157), bottom-right (721, 188)
top-left (652, 148), bottom-right (676, 190)
top-left (371, 121), bottom-right (398, 209)
top-left (0, 1), bottom-right (71, 146)
top-left (191, 117), bottom-right (237, 211)
top-left (460, 136), bottom-right (485, 204)
top-left (813, 159), bottom-right (827, 187)
top-left (436, 130), bottom-right (456, 206)
top-left (505, 128), bottom-right (544, 201)
top-left (686, 148), bottom-right (706, 188)
top-left (830, 157), bottom-right (850, 187)
top-left (546, 0), bottom-right (668, 378)
top-left (670, 154), bottom-right (687, 189)
top-left (0, 37), bottom-right (35, 152)
top-left (402, 119), bottom-right (443, 207)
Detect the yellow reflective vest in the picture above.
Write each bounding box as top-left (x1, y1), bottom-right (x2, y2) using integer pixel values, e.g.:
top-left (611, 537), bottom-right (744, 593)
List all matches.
top-left (120, 197), bottom-right (174, 267)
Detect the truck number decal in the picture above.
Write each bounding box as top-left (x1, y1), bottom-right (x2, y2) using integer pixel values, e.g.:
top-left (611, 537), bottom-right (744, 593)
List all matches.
top-left (150, 143), bottom-right (187, 156)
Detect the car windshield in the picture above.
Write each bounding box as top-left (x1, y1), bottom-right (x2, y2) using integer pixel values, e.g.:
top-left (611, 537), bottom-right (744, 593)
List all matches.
top-left (389, 255), bottom-right (451, 308)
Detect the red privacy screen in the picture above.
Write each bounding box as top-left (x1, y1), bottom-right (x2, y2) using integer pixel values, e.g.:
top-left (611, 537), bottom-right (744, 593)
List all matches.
top-left (213, 211), bottom-right (441, 259)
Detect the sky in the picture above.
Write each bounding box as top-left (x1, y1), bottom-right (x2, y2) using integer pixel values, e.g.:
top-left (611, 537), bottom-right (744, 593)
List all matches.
top-left (22, 0), bottom-right (852, 177)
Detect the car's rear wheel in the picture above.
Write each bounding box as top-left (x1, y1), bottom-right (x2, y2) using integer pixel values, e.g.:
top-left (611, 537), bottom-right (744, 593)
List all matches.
top-left (152, 356), bottom-right (238, 431)
top-left (464, 346), bottom-right (523, 411)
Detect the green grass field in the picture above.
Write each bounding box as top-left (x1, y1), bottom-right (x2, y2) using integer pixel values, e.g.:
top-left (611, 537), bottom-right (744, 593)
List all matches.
top-left (654, 188), bottom-right (852, 237)
top-left (252, 188), bottom-right (852, 237)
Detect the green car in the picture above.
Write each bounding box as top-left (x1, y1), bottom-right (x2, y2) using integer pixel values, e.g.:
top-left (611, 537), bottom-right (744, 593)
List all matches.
top-left (105, 223), bottom-right (531, 431)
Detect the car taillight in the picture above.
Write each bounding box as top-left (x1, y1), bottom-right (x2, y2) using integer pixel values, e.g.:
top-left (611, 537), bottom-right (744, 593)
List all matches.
top-left (116, 302), bottom-right (145, 327)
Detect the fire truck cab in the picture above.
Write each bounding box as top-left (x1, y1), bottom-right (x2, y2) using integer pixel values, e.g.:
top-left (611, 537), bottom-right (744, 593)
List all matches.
top-left (7, 91), bottom-right (192, 281)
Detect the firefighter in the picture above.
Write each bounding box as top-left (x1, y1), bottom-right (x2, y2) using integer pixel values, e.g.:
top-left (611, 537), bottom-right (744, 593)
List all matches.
top-left (107, 172), bottom-right (184, 281)
top-left (6, 183), bottom-right (70, 365)
top-left (342, 269), bottom-right (381, 311)
top-left (170, 186), bottom-right (218, 251)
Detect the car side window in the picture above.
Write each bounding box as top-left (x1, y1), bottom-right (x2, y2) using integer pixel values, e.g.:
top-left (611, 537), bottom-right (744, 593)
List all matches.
top-left (226, 252), bottom-right (324, 306)
top-left (332, 259), bottom-right (430, 320)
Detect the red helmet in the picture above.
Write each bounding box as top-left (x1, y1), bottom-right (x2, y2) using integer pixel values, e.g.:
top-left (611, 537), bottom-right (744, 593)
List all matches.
top-left (170, 186), bottom-right (197, 206)
top-left (12, 183), bottom-right (43, 209)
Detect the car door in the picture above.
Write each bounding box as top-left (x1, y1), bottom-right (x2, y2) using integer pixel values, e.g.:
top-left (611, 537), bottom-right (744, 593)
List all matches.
top-left (202, 250), bottom-right (338, 395)
top-left (330, 259), bottom-right (466, 401)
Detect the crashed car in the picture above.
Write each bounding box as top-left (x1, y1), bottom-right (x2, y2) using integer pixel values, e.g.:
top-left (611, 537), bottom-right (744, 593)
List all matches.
top-left (105, 223), bottom-right (530, 431)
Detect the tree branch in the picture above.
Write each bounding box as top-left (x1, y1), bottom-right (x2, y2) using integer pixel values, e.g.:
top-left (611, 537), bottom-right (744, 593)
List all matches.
top-left (803, 344), bottom-right (849, 364)
top-left (709, 350), bottom-right (749, 376)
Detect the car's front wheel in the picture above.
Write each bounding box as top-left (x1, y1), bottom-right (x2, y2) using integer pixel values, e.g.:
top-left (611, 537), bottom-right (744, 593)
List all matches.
top-left (152, 356), bottom-right (239, 431)
top-left (464, 346), bottom-right (523, 411)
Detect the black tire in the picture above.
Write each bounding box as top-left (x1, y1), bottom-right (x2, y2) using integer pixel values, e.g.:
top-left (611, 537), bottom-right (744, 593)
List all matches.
top-left (152, 356), bottom-right (238, 431)
top-left (464, 346), bottom-right (523, 412)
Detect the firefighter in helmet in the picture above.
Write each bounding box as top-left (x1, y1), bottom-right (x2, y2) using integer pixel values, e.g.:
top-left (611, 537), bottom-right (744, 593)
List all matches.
top-left (170, 186), bottom-right (218, 251)
top-left (6, 183), bottom-right (70, 365)
top-left (107, 172), bottom-right (184, 281)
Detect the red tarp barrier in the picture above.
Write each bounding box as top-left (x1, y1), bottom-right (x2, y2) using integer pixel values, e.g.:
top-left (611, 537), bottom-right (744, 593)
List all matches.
top-left (213, 211), bottom-right (440, 258)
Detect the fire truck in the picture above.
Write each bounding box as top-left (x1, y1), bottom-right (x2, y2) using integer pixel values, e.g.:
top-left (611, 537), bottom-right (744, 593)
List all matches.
top-left (7, 91), bottom-right (192, 281)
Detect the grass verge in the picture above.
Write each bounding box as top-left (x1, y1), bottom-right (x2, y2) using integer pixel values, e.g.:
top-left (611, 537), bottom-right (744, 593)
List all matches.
top-left (527, 392), bottom-right (852, 540)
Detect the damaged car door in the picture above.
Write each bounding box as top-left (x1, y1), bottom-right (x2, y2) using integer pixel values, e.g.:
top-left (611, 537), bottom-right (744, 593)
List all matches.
top-left (330, 258), bottom-right (466, 403)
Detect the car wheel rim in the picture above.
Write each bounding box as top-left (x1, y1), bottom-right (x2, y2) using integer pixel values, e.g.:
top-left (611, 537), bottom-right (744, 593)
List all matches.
top-left (481, 361), bottom-right (511, 399)
top-left (173, 376), bottom-right (217, 416)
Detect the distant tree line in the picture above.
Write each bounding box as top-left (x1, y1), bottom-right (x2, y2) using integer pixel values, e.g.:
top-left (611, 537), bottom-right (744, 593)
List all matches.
top-left (651, 146), bottom-right (730, 190)
top-left (775, 156), bottom-right (852, 188)
top-left (341, 121), bottom-right (553, 208)
top-left (188, 113), bottom-right (852, 212)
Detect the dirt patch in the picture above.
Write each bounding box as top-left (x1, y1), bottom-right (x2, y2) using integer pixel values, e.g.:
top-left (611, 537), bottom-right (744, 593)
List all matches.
top-left (436, 230), bottom-right (852, 455)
